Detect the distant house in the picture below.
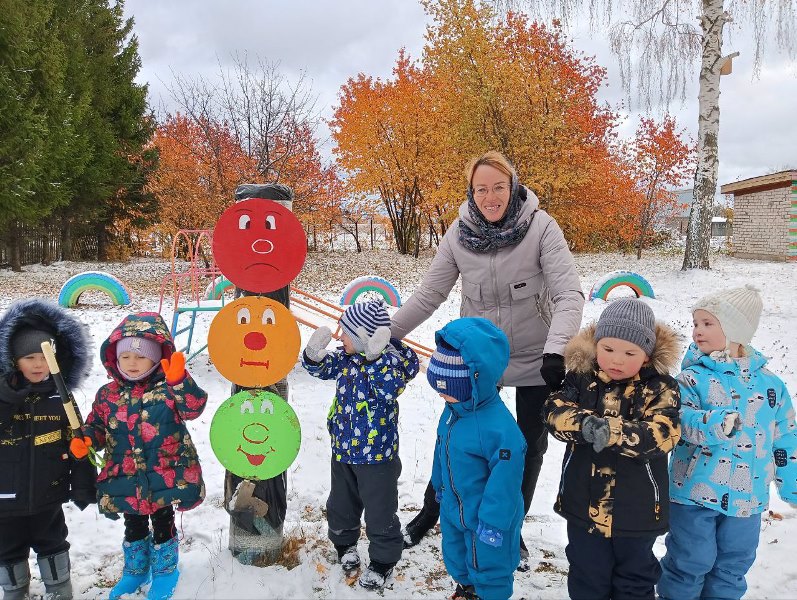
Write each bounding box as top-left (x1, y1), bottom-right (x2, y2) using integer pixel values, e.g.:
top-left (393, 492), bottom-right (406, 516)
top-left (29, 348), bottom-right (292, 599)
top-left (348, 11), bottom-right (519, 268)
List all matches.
top-left (668, 188), bottom-right (730, 237)
top-left (720, 170), bottom-right (797, 262)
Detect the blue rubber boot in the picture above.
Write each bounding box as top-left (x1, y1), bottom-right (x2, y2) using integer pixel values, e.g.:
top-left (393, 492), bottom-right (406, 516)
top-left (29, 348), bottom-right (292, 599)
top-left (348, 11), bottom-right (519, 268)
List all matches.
top-left (110, 536), bottom-right (151, 600)
top-left (147, 537), bottom-right (179, 600)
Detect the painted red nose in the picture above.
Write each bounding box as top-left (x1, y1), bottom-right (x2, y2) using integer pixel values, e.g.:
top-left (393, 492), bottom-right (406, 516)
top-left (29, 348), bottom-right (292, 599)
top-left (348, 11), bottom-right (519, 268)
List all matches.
top-left (244, 331), bottom-right (267, 350)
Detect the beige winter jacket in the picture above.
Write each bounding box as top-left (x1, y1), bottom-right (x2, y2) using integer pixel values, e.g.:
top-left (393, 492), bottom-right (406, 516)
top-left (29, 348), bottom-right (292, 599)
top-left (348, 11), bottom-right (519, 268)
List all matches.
top-left (391, 188), bottom-right (584, 386)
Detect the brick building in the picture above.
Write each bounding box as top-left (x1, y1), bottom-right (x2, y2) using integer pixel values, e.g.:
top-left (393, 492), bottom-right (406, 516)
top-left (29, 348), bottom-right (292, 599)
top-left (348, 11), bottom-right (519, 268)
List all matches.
top-left (720, 170), bottom-right (797, 262)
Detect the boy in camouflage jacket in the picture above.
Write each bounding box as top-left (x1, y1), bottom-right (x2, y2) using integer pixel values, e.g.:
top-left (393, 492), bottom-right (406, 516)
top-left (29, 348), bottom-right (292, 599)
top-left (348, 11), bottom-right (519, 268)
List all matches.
top-left (543, 298), bottom-right (681, 599)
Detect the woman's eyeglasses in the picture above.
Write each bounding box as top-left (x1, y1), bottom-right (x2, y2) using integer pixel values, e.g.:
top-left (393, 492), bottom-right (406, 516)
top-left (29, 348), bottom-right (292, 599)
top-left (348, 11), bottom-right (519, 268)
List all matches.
top-left (473, 183), bottom-right (510, 198)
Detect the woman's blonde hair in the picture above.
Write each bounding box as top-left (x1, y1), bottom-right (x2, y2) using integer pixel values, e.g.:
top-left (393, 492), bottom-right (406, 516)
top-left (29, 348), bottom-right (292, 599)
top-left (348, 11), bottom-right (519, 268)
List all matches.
top-left (465, 150), bottom-right (516, 188)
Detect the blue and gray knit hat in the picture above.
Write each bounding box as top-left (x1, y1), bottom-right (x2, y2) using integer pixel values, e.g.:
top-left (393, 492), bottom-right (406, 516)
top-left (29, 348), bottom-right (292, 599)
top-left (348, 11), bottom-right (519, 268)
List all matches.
top-left (426, 340), bottom-right (472, 403)
top-left (339, 300), bottom-right (391, 351)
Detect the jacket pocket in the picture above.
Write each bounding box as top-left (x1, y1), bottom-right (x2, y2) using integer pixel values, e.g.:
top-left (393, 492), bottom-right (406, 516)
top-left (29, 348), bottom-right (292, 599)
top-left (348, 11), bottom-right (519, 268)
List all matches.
top-left (508, 273), bottom-right (543, 301)
top-left (35, 445), bottom-right (70, 504)
top-left (0, 445), bottom-right (21, 502)
top-left (461, 279), bottom-right (482, 315)
top-left (645, 463), bottom-right (662, 522)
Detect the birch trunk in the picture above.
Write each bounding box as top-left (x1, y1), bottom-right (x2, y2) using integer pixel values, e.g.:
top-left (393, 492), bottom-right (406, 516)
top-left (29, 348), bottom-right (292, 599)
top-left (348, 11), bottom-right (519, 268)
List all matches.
top-left (682, 0), bottom-right (728, 270)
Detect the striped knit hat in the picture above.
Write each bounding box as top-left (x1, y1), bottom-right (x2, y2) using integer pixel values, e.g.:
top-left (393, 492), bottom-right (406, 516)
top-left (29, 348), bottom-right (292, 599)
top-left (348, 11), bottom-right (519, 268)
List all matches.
top-left (339, 300), bottom-right (391, 352)
top-left (426, 340), bottom-right (472, 403)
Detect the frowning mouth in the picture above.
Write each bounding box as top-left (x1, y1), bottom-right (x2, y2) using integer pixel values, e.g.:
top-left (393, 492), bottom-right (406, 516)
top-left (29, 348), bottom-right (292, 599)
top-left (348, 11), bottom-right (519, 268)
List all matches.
top-left (240, 359), bottom-right (270, 368)
top-left (243, 263), bottom-right (278, 271)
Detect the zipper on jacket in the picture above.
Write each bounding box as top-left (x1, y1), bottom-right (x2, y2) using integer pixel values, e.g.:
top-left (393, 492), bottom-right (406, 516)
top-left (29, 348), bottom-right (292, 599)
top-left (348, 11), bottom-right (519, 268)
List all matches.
top-left (28, 395), bottom-right (36, 513)
top-left (471, 532), bottom-right (480, 569)
top-left (445, 412), bottom-right (466, 528)
top-left (645, 463), bottom-right (661, 521)
top-left (490, 252), bottom-right (500, 326)
top-left (556, 445), bottom-right (573, 510)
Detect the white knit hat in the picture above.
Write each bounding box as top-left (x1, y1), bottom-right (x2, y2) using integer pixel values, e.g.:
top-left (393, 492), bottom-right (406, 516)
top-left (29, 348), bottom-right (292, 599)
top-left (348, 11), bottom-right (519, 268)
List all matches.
top-left (692, 284), bottom-right (763, 346)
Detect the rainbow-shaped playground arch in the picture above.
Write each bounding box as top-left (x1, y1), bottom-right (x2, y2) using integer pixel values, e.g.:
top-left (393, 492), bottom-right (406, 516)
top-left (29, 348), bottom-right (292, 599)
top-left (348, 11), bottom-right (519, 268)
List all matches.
top-left (58, 271), bottom-right (131, 308)
top-left (340, 276), bottom-right (402, 307)
top-left (205, 276), bottom-right (235, 300)
top-left (589, 270), bottom-right (655, 301)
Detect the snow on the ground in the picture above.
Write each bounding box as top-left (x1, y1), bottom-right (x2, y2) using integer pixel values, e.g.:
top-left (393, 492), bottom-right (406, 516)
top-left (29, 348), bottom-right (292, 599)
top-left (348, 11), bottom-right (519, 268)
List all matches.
top-left (1, 249), bottom-right (796, 599)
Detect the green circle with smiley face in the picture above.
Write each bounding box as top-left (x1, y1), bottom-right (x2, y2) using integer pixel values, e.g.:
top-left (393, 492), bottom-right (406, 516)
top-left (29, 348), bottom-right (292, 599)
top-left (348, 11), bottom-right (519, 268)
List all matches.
top-left (210, 390), bottom-right (301, 480)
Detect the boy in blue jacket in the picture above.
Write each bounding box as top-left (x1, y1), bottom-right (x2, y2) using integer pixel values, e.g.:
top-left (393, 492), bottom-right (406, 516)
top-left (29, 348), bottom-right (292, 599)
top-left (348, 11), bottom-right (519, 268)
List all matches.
top-left (427, 317), bottom-right (526, 600)
top-left (302, 300), bottom-right (419, 591)
top-left (658, 285), bottom-right (797, 600)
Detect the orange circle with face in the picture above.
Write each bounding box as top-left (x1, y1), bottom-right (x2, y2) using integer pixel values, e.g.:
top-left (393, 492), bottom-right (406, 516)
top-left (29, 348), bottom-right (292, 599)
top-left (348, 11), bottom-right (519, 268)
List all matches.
top-left (208, 297), bottom-right (300, 387)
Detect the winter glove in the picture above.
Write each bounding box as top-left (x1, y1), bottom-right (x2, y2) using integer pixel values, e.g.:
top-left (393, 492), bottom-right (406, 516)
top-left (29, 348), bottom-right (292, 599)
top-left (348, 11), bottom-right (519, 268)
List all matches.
top-left (581, 415), bottom-right (611, 453)
top-left (476, 521), bottom-right (503, 547)
top-left (69, 436), bottom-right (92, 460)
top-left (305, 326), bottom-right (332, 362)
top-left (540, 353), bottom-right (566, 390)
top-left (722, 412), bottom-right (742, 437)
top-left (434, 488), bottom-right (443, 503)
top-left (70, 489), bottom-right (96, 511)
top-left (161, 351), bottom-right (186, 385)
top-left (358, 326), bottom-right (391, 361)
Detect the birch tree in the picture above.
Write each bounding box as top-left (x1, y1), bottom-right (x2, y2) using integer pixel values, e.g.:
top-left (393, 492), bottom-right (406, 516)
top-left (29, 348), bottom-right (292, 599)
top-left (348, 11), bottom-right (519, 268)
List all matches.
top-left (495, 0), bottom-right (796, 269)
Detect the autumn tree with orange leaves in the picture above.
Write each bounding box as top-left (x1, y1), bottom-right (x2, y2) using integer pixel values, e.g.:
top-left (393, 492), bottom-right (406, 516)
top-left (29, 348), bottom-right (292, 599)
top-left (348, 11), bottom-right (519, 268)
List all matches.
top-left (146, 114), bottom-right (258, 239)
top-left (625, 115), bottom-right (694, 258)
top-left (332, 0), bottom-right (641, 253)
top-left (331, 51), bottom-right (441, 256)
top-left (165, 56), bottom-right (334, 231)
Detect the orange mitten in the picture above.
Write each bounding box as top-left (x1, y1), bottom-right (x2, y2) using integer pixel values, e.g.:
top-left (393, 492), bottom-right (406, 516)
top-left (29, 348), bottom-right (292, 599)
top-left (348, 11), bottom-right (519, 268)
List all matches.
top-left (161, 351), bottom-right (187, 385)
top-left (69, 436), bottom-right (92, 460)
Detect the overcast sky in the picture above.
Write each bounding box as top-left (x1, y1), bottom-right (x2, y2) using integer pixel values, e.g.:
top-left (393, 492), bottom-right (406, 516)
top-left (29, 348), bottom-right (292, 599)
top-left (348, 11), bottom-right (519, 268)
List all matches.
top-left (123, 0), bottom-right (797, 188)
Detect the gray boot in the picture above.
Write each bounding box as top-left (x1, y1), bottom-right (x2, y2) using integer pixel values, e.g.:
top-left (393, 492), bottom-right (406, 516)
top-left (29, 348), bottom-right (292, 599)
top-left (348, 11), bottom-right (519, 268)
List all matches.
top-left (37, 551), bottom-right (72, 600)
top-left (0, 561), bottom-right (30, 600)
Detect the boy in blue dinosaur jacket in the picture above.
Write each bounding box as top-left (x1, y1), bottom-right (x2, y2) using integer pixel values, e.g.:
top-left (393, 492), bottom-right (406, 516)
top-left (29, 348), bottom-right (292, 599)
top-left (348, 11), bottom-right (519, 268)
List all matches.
top-left (0, 299), bottom-right (96, 600)
top-left (658, 285), bottom-right (797, 600)
top-left (302, 300), bottom-right (419, 592)
top-left (427, 317), bottom-right (527, 600)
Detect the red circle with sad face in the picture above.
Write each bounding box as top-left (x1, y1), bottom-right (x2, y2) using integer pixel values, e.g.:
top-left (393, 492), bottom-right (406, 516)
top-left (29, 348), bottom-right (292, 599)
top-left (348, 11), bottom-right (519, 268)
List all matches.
top-left (213, 198), bottom-right (307, 293)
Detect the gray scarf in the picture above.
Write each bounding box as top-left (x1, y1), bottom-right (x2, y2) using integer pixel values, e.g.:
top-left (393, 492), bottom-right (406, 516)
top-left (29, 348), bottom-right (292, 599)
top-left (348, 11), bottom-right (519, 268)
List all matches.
top-left (458, 180), bottom-right (534, 253)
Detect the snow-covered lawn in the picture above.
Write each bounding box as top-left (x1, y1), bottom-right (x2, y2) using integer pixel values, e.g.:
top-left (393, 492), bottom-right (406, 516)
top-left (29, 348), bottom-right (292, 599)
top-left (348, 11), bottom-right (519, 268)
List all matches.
top-left (1, 249), bottom-right (795, 599)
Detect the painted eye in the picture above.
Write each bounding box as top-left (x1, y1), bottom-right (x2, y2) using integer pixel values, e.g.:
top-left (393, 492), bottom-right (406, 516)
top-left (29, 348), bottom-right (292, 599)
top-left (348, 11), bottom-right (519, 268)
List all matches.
top-left (238, 214), bottom-right (251, 229)
top-left (260, 399), bottom-right (274, 414)
top-left (237, 307), bottom-right (251, 324)
top-left (241, 400), bottom-right (254, 414)
top-left (262, 308), bottom-right (275, 325)
top-left (265, 215), bottom-right (276, 230)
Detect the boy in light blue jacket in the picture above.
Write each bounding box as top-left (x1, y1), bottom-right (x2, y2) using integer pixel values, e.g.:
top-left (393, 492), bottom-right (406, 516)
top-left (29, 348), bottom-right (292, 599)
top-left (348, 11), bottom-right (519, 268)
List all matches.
top-left (427, 317), bottom-right (527, 600)
top-left (659, 285), bottom-right (797, 600)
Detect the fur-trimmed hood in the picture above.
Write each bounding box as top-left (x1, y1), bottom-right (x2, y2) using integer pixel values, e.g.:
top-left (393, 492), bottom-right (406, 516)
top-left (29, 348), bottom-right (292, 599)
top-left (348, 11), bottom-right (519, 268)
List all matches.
top-left (0, 298), bottom-right (91, 388)
top-left (564, 322), bottom-right (682, 377)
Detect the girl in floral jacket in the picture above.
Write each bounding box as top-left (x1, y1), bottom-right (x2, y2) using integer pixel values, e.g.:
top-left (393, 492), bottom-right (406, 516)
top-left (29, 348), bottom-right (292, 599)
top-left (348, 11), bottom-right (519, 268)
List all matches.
top-left (79, 312), bottom-right (207, 600)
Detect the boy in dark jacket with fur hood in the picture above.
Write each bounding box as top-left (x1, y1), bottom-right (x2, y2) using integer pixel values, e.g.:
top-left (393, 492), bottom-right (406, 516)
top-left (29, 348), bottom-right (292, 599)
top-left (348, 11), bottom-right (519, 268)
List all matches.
top-left (543, 298), bottom-right (681, 599)
top-left (0, 299), bottom-right (95, 600)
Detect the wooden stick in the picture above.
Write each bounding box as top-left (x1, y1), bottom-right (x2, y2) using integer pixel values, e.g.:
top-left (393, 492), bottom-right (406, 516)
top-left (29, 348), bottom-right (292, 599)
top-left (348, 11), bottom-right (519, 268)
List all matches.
top-left (40, 341), bottom-right (82, 432)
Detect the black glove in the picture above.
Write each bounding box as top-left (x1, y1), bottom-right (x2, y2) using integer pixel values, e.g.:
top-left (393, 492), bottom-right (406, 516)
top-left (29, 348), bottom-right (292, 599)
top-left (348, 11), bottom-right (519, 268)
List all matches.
top-left (540, 353), bottom-right (566, 390)
top-left (70, 489), bottom-right (96, 511)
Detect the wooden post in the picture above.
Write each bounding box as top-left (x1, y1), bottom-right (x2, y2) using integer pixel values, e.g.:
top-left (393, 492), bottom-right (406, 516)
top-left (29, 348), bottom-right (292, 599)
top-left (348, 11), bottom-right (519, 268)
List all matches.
top-left (224, 183), bottom-right (295, 566)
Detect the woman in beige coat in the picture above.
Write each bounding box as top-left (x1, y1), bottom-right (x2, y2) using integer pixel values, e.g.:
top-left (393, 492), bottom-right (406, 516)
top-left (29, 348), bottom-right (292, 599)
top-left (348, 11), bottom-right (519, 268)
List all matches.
top-left (393, 151), bottom-right (584, 566)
